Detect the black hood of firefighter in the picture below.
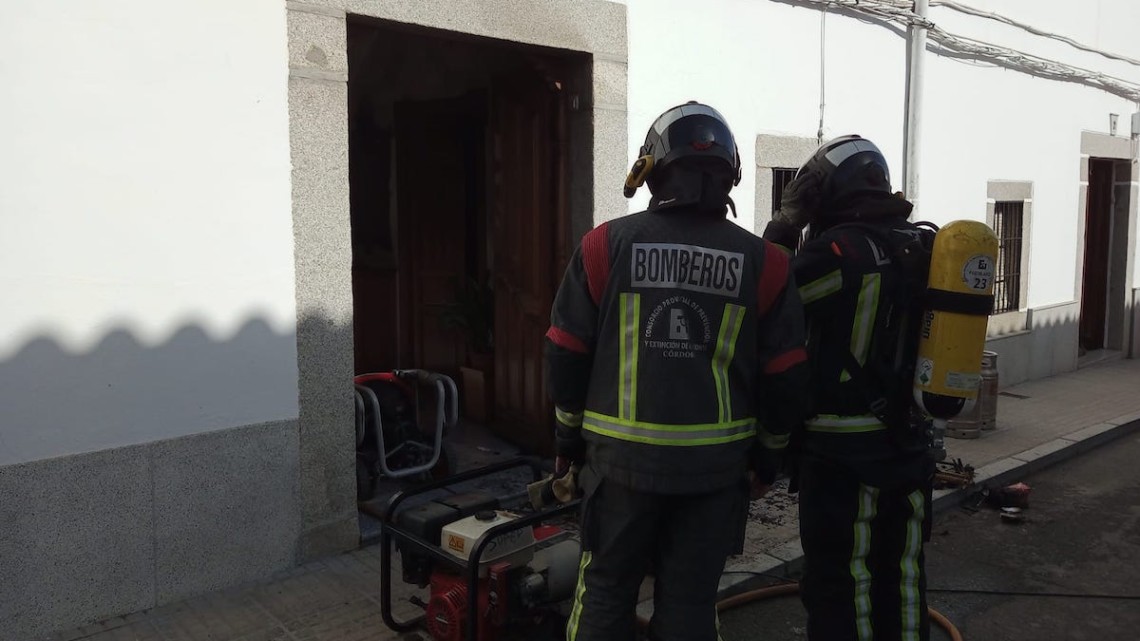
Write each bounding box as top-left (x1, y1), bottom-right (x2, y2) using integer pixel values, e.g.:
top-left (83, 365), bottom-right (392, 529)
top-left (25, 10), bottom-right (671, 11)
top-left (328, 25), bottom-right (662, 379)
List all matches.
top-left (810, 192), bottom-right (914, 238)
top-left (647, 159), bottom-right (741, 217)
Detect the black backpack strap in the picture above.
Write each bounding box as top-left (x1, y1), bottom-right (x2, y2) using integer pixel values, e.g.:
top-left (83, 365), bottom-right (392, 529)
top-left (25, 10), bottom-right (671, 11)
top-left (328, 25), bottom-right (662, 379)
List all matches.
top-left (841, 349), bottom-right (895, 427)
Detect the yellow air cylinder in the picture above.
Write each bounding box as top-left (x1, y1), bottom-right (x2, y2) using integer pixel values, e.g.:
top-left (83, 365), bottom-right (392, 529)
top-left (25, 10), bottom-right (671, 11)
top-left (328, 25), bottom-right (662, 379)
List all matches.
top-left (913, 220), bottom-right (999, 422)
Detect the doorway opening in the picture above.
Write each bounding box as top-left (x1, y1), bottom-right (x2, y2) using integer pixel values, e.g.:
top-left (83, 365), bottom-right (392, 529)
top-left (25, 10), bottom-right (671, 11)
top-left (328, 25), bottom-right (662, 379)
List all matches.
top-left (347, 19), bottom-right (585, 458)
top-left (1079, 157), bottom-right (1133, 363)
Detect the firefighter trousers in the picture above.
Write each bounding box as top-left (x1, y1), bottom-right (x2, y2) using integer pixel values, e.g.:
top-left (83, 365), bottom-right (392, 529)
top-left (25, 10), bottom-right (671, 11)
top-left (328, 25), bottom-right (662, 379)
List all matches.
top-left (798, 455), bottom-right (933, 641)
top-left (565, 472), bottom-right (747, 641)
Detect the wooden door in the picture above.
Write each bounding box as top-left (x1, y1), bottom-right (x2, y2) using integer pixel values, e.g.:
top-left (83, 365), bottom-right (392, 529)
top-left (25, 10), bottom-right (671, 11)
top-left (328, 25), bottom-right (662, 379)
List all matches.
top-left (489, 71), bottom-right (568, 455)
top-left (394, 99), bottom-right (471, 374)
top-left (1080, 159), bottom-right (1114, 351)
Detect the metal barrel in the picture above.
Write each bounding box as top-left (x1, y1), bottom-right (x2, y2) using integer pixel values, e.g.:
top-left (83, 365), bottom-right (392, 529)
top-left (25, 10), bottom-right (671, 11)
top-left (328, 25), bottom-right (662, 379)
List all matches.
top-left (945, 401), bottom-right (981, 439)
top-left (978, 351), bottom-right (999, 430)
top-left (945, 350), bottom-right (998, 439)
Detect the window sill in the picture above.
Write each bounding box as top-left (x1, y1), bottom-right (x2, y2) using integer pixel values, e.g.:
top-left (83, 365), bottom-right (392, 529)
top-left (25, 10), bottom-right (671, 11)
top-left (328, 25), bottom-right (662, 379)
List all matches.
top-left (987, 310), bottom-right (1029, 338)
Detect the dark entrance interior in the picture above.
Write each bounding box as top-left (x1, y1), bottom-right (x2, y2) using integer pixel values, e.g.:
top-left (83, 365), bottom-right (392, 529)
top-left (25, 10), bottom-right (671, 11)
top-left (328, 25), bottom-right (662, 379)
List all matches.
top-left (1080, 159), bottom-right (1114, 353)
top-left (1079, 157), bottom-right (1134, 356)
top-left (347, 19), bottom-right (582, 455)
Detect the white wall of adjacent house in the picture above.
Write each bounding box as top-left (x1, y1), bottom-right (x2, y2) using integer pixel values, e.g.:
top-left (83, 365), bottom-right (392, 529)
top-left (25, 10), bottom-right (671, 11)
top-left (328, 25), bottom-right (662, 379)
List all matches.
top-left (0, 0), bottom-right (298, 465)
top-left (617, 0), bottom-right (1140, 310)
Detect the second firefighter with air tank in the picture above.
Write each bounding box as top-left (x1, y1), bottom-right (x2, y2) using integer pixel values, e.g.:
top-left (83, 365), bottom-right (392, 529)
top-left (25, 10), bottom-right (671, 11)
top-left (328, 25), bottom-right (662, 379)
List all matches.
top-left (763, 134), bottom-right (997, 641)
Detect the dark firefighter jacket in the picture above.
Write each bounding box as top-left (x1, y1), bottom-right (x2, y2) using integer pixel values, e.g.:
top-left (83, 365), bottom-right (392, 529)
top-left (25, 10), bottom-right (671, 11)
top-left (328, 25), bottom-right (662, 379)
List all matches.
top-left (544, 206), bottom-right (811, 495)
top-left (763, 195), bottom-right (934, 487)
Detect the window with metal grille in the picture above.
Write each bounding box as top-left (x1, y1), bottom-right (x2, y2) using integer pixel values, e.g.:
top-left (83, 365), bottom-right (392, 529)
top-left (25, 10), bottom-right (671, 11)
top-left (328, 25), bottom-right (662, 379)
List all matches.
top-left (992, 201), bottom-right (1024, 314)
top-left (771, 168), bottom-right (803, 249)
top-left (771, 168), bottom-right (798, 216)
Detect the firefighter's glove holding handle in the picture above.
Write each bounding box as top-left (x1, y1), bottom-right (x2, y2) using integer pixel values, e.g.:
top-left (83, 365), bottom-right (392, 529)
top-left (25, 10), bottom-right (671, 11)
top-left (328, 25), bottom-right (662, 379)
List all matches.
top-left (528, 464), bottom-right (580, 509)
top-left (528, 422), bottom-right (585, 509)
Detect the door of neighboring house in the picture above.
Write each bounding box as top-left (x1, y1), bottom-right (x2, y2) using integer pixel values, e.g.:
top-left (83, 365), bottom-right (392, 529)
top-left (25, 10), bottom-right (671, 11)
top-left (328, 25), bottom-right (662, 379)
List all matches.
top-left (488, 70), bottom-right (568, 455)
top-left (1080, 158), bottom-right (1114, 353)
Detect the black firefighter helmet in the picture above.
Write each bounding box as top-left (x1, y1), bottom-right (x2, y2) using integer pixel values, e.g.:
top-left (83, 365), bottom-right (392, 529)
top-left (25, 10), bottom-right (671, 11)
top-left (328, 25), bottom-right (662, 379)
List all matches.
top-left (624, 101), bottom-right (742, 213)
top-left (780, 134), bottom-right (896, 229)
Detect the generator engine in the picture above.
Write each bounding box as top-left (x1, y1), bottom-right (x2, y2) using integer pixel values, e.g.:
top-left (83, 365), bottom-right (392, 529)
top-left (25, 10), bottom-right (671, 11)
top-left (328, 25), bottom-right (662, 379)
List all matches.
top-left (394, 492), bottom-right (581, 641)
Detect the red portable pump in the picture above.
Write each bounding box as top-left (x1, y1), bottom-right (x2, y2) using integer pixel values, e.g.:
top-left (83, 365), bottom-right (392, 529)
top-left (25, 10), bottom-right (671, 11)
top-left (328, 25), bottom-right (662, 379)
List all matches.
top-left (380, 460), bottom-right (582, 641)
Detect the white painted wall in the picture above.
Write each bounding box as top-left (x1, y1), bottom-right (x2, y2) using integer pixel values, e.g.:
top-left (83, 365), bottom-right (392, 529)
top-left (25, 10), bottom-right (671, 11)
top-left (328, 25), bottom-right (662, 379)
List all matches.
top-left (616, 0), bottom-right (1140, 310)
top-left (620, 0), bottom-right (907, 233)
top-left (0, 0), bottom-right (298, 465)
top-left (919, 0), bottom-right (1140, 308)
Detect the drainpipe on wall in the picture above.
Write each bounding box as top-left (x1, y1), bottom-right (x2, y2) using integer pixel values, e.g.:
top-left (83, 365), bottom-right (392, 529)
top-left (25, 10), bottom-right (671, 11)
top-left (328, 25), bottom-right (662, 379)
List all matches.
top-left (903, 0), bottom-right (929, 211)
top-left (818, 6), bottom-right (827, 145)
top-left (1131, 110), bottom-right (1139, 358)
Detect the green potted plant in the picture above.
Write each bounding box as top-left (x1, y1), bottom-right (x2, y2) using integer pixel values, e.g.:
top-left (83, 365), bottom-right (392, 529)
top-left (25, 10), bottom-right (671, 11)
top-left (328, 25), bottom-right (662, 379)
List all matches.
top-left (441, 276), bottom-right (495, 422)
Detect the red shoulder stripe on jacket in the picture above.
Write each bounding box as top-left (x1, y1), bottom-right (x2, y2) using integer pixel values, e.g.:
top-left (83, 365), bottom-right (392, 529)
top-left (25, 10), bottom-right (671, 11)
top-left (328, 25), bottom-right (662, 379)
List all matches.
top-left (581, 223), bottom-right (611, 306)
top-left (756, 240), bottom-right (790, 317)
top-left (546, 326), bottom-right (590, 354)
top-left (764, 347), bottom-right (807, 374)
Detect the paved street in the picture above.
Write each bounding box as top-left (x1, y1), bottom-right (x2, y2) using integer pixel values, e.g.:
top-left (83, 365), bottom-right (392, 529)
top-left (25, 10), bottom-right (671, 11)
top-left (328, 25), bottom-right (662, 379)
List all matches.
top-left (718, 432), bottom-right (1140, 640)
top-left (924, 431), bottom-right (1140, 641)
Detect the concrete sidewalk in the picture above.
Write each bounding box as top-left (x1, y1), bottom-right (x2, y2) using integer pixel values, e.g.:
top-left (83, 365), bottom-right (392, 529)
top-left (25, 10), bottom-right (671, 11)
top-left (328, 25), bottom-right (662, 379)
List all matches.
top-left (49, 359), bottom-right (1140, 641)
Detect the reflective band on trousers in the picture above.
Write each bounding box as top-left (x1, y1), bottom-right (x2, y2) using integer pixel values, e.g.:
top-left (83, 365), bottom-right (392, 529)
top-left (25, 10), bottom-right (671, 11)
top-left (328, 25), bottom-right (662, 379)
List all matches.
top-left (901, 490), bottom-right (926, 641)
top-left (850, 484), bottom-right (880, 641)
top-left (805, 414), bottom-right (888, 433)
top-left (566, 551), bottom-right (592, 641)
top-left (583, 412), bottom-right (756, 446)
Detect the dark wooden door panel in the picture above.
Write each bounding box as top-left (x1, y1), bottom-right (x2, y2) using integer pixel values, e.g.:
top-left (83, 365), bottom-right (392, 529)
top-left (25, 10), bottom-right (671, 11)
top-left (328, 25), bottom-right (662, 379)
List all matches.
top-left (489, 72), bottom-right (567, 455)
top-left (395, 100), bottom-right (470, 375)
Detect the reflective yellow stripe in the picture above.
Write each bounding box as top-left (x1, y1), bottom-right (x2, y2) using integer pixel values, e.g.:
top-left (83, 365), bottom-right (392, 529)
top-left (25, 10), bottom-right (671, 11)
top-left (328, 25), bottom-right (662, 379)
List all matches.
top-left (583, 412), bottom-right (756, 446)
top-left (799, 269), bottom-right (843, 305)
top-left (756, 424), bottom-right (790, 450)
top-left (619, 294), bottom-right (641, 420)
top-left (851, 484), bottom-right (880, 641)
top-left (842, 273), bottom-right (882, 382)
top-left (631, 294), bottom-right (641, 419)
top-left (806, 414), bottom-right (887, 434)
top-left (712, 304), bottom-right (746, 422)
top-left (901, 490), bottom-right (925, 641)
top-left (555, 406), bottom-right (583, 428)
top-left (566, 551), bottom-right (592, 640)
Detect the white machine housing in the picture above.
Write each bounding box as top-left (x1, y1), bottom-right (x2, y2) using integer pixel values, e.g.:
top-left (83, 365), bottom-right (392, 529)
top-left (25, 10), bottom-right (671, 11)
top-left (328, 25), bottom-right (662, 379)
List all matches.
top-left (440, 510), bottom-right (536, 573)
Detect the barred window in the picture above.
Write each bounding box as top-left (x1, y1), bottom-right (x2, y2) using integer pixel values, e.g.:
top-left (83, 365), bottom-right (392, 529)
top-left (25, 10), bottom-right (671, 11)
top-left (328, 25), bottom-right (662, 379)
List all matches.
top-left (992, 201), bottom-right (1024, 314)
top-left (772, 168), bottom-right (803, 249)
top-left (771, 168), bottom-right (798, 216)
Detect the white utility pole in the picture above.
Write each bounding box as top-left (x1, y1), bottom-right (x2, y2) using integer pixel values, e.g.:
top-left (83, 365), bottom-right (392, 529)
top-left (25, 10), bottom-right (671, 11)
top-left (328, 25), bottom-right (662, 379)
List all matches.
top-left (903, 0), bottom-right (929, 210)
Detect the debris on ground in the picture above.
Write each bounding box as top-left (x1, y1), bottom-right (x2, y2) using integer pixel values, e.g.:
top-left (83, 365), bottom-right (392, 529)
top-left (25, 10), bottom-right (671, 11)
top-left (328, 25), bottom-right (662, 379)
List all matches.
top-left (960, 481), bottom-right (1033, 524)
top-left (1000, 506), bottom-right (1026, 524)
top-left (960, 489), bottom-right (987, 512)
top-left (748, 478), bottom-right (797, 526)
top-left (986, 482), bottom-right (1032, 509)
top-left (934, 458), bottom-right (975, 489)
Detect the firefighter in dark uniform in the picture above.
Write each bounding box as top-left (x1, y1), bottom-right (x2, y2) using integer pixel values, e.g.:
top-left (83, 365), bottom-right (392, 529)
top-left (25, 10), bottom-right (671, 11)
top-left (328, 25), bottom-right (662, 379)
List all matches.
top-left (543, 102), bottom-right (812, 641)
top-left (763, 135), bottom-right (936, 641)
